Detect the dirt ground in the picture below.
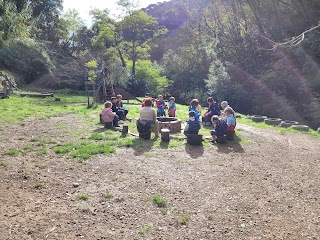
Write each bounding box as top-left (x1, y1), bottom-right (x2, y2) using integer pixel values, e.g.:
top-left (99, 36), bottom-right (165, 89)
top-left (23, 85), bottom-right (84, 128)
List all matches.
top-left (0, 115), bottom-right (320, 240)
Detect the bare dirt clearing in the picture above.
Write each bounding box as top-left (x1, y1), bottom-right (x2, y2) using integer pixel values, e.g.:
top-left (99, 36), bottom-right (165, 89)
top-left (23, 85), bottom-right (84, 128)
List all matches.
top-left (0, 115), bottom-right (319, 239)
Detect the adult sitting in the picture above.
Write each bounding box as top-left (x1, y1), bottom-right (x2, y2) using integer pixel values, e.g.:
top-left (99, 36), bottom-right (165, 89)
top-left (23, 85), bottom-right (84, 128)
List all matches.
top-left (137, 98), bottom-right (159, 138)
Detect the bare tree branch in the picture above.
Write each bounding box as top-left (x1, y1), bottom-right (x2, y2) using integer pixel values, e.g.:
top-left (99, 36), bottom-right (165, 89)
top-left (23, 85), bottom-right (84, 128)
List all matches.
top-left (259, 22), bottom-right (320, 51)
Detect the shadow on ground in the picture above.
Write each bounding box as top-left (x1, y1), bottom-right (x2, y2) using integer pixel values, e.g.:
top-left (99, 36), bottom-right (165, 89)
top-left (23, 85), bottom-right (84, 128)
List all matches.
top-left (215, 134), bottom-right (245, 153)
top-left (185, 144), bottom-right (204, 158)
top-left (131, 137), bottom-right (158, 155)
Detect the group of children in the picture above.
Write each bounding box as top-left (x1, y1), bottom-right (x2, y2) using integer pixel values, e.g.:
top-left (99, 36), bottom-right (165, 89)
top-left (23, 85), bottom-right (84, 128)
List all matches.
top-left (142, 95), bottom-right (177, 118)
top-left (101, 94), bottom-right (236, 142)
top-left (141, 95), bottom-right (236, 142)
top-left (184, 98), bottom-right (236, 142)
top-left (100, 94), bottom-right (128, 129)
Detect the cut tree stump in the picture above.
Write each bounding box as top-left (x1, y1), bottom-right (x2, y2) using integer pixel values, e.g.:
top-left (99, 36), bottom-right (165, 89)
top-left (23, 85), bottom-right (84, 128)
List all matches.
top-left (122, 125), bottom-right (128, 135)
top-left (187, 134), bottom-right (203, 145)
top-left (161, 129), bottom-right (170, 142)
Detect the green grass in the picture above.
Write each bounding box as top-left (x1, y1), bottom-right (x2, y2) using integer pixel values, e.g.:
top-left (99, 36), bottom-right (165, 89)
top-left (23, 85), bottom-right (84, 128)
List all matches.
top-left (152, 195), bottom-right (167, 208)
top-left (101, 192), bottom-right (113, 199)
top-left (36, 147), bottom-right (48, 156)
top-left (22, 145), bottom-right (34, 152)
top-left (54, 141), bottom-right (115, 161)
top-left (3, 148), bottom-right (22, 156)
top-left (178, 214), bottom-right (191, 225)
top-left (138, 224), bottom-right (153, 235)
top-left (0, 160), bottom-right (8, 167)
top-left (0, 93), bottom-right (97, 125)
top-left (77, 193), bottom-right (90, 201)
top-left (35, 182), bottom-right (45, 189)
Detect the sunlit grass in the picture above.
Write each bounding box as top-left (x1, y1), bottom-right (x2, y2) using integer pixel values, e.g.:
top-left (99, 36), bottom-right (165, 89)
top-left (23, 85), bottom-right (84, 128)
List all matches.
top-left (54, 141), bottom-right (116, 161)
top-left (0, 94), bottom-right (95, 124)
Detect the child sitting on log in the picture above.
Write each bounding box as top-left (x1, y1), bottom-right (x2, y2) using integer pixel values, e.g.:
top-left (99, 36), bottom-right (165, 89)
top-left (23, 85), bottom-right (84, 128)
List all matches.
top-left (168, 96), bottom-right (177, 117)
top-left (116, 94), bottom-right (128, 120)
top-left (101, 101), bottom-right (119, 128)
top-left (203, 97), bottom-right (220, 125)
top-left (210, 115), bottom-right (228, 142)
top-left (156, 95), bottom-right (167, 117)
top-left (184, 111), bottom-right (201, 135)
top-left (224, 107), bottom-right (236, 132)
top-left (111, 96), bottom-right (124, 121)
top-left (189, 99), bottom-right (201, 120)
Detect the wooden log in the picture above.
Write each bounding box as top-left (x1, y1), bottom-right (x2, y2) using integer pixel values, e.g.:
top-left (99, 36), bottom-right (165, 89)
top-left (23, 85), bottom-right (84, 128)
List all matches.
top-left (104, 122), bottom-right (113, 129)
top-left (122, 125), bottom-right (128, 135)
top-left (216, 135), bottom-right (226, 144)
top-left (161, 128), bottom-right (170, 142)
top-left (20, 93), bottom-right (54, 98)
top-left (187, 134), bottom-right (203, 145)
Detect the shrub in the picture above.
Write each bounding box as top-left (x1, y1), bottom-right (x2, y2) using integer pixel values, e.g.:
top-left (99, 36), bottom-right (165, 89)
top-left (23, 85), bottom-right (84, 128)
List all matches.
top-left (0, 40), bottom-right (53, 83)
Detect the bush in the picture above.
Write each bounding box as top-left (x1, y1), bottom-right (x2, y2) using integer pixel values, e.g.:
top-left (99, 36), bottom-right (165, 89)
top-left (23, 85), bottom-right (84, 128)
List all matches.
top-left (0, 40), bottom-right (53, 83)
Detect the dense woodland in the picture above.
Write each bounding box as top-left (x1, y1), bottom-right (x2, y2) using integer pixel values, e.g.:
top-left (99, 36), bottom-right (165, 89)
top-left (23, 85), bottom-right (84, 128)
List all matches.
top-left (1, 0), bottom-right (320, 128)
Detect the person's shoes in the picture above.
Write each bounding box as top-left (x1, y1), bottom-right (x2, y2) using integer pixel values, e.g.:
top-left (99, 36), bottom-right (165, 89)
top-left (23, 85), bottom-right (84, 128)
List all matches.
top-left (119, 120), bottom-right (124, 124)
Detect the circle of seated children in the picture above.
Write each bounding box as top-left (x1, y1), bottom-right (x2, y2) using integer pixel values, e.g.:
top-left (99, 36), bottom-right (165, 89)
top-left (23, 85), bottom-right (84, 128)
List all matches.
top-left (101, 94), bottom-right (236, 143)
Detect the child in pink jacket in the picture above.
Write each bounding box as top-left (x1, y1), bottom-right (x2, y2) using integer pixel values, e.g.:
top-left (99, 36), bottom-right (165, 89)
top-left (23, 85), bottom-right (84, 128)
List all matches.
top-left (100, 101), bottom-right (119, 128)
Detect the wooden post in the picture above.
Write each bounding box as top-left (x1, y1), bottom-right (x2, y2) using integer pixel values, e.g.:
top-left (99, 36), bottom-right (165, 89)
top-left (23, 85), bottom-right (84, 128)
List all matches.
top-left (161, 129), bottom-right (170, 142)
top-left (122, 125), bottom-right (129, 135)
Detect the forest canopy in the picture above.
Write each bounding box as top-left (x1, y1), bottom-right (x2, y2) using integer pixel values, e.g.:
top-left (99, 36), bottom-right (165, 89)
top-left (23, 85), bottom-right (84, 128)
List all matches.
top-left (0, 0), bottom-right (320, 128)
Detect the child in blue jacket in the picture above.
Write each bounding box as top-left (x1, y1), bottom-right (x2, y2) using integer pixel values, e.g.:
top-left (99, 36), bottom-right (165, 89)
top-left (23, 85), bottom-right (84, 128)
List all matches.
top-left (189, 99), bottom-right (201, 120)
top-left (184, 111), bottom-right (201, 135)
top-left (156, 95), bottom-right (166, 117)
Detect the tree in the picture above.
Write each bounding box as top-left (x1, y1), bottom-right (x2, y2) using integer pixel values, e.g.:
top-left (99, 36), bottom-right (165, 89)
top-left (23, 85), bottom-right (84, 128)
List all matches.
top-left (0, 1), bottom-right (35, 42)
top-left (117, 0), bottom-right (167, 76)
top-left (90, 8), bottom-right (126, 67)
top-left (59, 9), bottom-right (87, 56)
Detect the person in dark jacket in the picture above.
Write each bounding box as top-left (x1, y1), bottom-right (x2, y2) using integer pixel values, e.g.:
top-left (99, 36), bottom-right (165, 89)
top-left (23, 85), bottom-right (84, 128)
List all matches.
top-left (184, 111), bottom-right (201, 135)
top-left (210, 115), bottom-right (228, 142)
top-left (111, 97), bottom-right (124, 121)
top-left (203, 97), bottom-right (220, 124)
top-left (116, 94), bottom-right (128, 120)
